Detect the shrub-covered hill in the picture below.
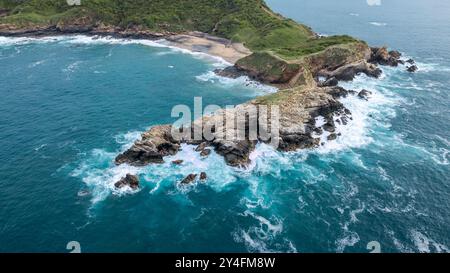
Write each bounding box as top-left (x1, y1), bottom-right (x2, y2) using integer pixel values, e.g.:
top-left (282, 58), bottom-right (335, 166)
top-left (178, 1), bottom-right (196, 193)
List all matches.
top-left (0, 0), bottom-right (359, 59)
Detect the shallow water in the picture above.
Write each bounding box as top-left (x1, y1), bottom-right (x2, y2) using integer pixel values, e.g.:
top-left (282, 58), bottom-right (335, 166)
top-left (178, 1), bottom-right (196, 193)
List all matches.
top-left (1, 0), bottom-right (449, 252)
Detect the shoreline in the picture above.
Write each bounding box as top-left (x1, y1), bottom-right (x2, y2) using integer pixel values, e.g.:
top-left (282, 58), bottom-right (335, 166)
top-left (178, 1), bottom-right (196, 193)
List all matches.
top-left (0, 28), bottom-right (251, 64)
top-left (165, 31), bottom-right (252, 64)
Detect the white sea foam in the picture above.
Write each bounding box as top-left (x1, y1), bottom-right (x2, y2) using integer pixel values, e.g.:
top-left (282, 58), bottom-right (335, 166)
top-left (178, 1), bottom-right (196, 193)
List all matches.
top-left (114, 130), bottom-right (143, 150)
top-left (0, 35), bottom-right (231, 67)
top-left (71, 149), bottom-right (141, 203)
top-left (195, 71), bottom-right (278, 94)
top-left (312, 72), bottom-right (400, 154)
top-left (336, 231), bottom-right (360, 253)
top-left (233, 210), bottom-right (296, 253)
top-left (413, 61), bottom-right (450, 73)
top-left (0, 36), bottom-right (66, 46)
top-left (34, 143), bottom-right (47, 152)
top-left (28, 60), bottom-right (46, 68)
top-left (369, 22), bottom-right (387, 27)
top-left (63, 60), bottom-right (84, 74)
top-left (410, 230), bottom-right (449, 253)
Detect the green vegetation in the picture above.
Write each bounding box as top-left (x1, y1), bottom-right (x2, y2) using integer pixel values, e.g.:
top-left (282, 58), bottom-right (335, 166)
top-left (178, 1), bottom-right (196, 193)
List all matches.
top-left (236, 52), bottom-right (300, 82)
top-left (0, 0), bottom-right (359, 59)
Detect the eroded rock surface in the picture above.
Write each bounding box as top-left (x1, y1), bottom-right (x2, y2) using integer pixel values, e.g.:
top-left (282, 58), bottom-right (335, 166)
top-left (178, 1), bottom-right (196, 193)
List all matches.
top-left (115, 125), bottom-right (180, 166)
top-left (114, 174), bottom-right (140, 190)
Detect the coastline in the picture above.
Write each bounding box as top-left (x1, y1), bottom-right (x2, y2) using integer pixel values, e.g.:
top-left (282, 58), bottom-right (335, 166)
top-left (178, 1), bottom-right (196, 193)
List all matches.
top-left (0, 28), bottom-right (414, 180)
top-left (166, 31), bottom-right (252, 64)
top-left (0, 27), bottom-right (250, 64)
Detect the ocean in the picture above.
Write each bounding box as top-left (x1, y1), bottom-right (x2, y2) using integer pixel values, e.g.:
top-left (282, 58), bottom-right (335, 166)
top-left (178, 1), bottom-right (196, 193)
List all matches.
top-left (0, 0), bottom-right (449, 252)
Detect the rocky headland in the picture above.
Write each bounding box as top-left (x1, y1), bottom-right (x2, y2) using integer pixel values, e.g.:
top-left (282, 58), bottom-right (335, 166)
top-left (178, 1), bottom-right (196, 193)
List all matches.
top-left (114, 45), bottom-right (413, 169)
top-left (0, 0), bottom-right (417, 187)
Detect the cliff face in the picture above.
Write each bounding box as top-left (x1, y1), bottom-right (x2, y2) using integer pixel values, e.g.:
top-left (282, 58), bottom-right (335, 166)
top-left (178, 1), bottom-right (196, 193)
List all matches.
top-left (216, 41), bottom-right (374, 88)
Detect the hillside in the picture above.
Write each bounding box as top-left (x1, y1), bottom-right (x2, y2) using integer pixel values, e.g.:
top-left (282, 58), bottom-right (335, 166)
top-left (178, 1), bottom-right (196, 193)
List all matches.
top-left (0, 0), bottom-right (358, 59)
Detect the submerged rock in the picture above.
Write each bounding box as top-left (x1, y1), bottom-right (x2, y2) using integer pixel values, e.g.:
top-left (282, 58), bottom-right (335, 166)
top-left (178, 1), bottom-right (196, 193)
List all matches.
top-left (200, 172), bottom-right (207, 181)
top-left (172, 159), bottom-right (184, 165)
top-left (358, 89), bottom-right (373, 100)
top-left (327, 133), bottom-right (338, 141)
top-left (195, 142), bottom-right (208, 152)
top-left (200, 148), bottom-right (211, 157)
top-left (180, 174), bottom-right (197, 185)
top-left (114, 174), bottom-right (139, 190)
top-left (407, 65), bottom-right (418, 73)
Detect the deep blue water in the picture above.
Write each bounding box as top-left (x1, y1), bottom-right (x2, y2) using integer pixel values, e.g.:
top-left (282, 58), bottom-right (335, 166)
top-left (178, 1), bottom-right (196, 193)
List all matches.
top-left (0, 0), bottom-right (449, 253)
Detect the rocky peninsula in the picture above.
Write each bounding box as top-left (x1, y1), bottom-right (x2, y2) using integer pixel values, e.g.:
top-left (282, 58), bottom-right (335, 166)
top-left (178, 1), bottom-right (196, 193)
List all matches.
top-left (0, 0), bottom-right (416, 185)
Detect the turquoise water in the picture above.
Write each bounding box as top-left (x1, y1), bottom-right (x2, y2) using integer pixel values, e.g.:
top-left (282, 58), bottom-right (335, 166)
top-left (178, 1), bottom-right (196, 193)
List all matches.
top-left (1, 0), bottom-right (449, 253)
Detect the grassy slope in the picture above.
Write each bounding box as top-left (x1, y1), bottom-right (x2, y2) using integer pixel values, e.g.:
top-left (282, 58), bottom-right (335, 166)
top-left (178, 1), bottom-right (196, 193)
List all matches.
top-left (0, 0), bottom-right (359, 60)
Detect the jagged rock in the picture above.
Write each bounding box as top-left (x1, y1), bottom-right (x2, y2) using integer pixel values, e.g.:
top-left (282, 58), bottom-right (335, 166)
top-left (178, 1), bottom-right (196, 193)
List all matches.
top-left (370, 47), bottom-right (402, 66)
top-left (319, 77), bottom-right (339, 87)
top-left (213, 139), bottom-right (256, 167)
top-left (279, 134), bottom-right (319, 151)
top-left (195, 142), bottom-right (208, 152)
top-left (200, 149), bottom-right (211, 157)
top-left (314, 127), bottom-right (323, 135)
top-left (389, 50), bottom-right (402, 59)
top-left (323, 122), bottom-right (335, 133)
top-left (326, 86), bottom-right (356, 98)
top-left (180, 174), bottom-right (197, 185)
top-left (116, 86), bottom-right (356, 168)
top-left (200, 172), bottom-right (207, 181)
top-left (172, 159), bottom-right (184, 165)
top-left (214, 66), bottom-right (245, 79)
top-left (327, 133), bottom-right (338, 141)
top-left (115, 125), bottom-right (180, 166)
top-left (114, 174), bottom-right (139, 190)
top-left (406, 59), bottom-right (415, 65)
top-left (319, 61), bottom-right (382, 81)
top-left (407, 65), bottom-right (418, 73)
top-left (358, 89), bottom-right (373, 100)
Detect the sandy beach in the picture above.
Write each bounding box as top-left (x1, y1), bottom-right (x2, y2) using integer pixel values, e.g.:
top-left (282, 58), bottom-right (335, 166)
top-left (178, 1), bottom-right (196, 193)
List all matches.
top-left (166, 31), bottom-right (252, 64)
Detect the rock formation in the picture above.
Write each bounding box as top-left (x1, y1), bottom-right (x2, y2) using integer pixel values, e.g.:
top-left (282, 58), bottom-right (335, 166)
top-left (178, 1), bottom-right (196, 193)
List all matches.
top-left (180, 174), bottom-right (197, 185)
top-left (115, 125), bottom-right (180, 166)
top-left (407, 65), bottom-right (418, 73)
top-left (114, 174), bottom-right (140, 190)
top-left (200, 172), bottom-right (207, 181)
top-left (369, 47), bottom-right (402, 66)
top-left (358, 89), bottom-right (373, 100)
